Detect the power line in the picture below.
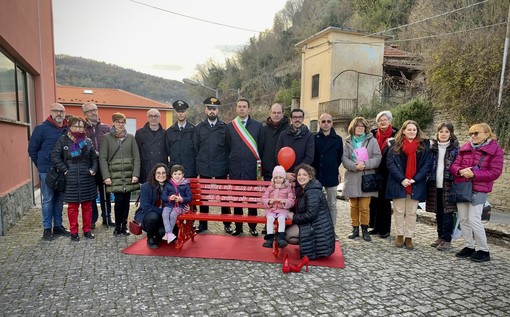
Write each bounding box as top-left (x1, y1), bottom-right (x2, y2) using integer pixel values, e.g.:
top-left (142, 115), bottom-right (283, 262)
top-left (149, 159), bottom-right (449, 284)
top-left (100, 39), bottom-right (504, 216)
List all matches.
top-left (386, 21), bottom-right (507, 43)
top-left (364, 0), bottom-right (491, 37)
top-left (129, 0), bottom-right (262, 33)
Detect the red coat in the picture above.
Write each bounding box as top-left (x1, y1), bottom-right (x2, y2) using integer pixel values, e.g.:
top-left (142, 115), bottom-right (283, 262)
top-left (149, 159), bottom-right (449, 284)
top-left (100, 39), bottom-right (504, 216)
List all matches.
top-left (450, 139), bottom-right (504, 193)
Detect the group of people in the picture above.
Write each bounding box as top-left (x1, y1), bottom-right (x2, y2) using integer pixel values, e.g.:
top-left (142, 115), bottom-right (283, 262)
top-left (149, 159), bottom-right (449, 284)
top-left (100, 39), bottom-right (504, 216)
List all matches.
top-left (342, 111), bottom-right (503, 263)
top-left (28, 98), bottom-right (503, 263)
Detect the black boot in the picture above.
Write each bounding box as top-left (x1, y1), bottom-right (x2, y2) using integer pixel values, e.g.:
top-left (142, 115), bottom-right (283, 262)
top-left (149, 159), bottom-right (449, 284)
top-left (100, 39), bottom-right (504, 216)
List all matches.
top-left (277, 232), bottom-right (288, 248)
top-left (103, 217), bottom-right (116, 227)
top-left (262, 234), bottom-right (274, 248)
top-left (361, 225), bottom-right (371, 242)
top-left (348, 226), bottom-right (359, 239)
top-left (120, 221), bottom-right (130, 236)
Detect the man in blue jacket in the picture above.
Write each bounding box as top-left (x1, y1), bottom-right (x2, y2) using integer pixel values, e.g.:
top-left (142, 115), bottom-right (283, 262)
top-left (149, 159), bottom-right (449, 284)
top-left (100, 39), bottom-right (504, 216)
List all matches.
top-left (312, 113), bottom-right (343, 239)
top-left (28, 103), bottom-right (70, 241)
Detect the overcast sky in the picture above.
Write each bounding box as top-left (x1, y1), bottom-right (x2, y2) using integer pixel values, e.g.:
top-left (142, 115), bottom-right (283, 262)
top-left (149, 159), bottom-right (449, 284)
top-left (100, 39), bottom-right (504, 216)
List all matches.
top-left (52, 0), bottom-right (288, 82)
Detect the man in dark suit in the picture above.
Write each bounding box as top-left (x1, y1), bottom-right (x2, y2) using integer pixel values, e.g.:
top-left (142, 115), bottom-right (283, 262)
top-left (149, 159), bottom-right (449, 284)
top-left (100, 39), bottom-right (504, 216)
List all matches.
top-left (226, 98), bottom-right (264, 236)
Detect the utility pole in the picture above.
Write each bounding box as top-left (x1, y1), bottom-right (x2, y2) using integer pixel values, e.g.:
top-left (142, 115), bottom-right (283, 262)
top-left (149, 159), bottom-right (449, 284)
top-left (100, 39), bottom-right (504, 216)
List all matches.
top-left (497, 3), bottom-right (510, 107)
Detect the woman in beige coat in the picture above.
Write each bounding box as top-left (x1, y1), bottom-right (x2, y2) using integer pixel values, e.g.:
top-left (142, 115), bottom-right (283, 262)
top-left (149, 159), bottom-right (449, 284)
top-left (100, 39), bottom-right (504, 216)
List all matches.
top-left (342, 117), bottom-right (382, 241)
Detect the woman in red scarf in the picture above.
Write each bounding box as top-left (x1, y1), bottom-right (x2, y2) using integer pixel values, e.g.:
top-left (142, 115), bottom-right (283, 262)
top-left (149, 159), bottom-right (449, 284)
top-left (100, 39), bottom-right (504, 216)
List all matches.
top-left (386, 120), bottom-right (432, 250)
top-left (368, 111), bottom-right (398, 239)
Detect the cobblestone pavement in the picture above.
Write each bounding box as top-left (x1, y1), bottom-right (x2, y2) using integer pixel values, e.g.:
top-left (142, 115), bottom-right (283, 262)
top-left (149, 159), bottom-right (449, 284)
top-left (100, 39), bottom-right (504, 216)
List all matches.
top-left (1, 199), bottom-right (509, 317)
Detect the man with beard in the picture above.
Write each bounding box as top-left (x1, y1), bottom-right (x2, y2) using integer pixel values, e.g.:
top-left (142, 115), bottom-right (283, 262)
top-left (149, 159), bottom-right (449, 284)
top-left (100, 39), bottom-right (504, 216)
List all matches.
top-left (261, 103), bottom-right (289, 181)
top-left (135, 109), bottom-right (168, 183)
top-left (81, 102), bottom-right (114, 228)
top-left (276, 108), bottom-right (315, 181)
top-left (192, 97), bottom-right (232, 234)
top-left (166, 100), bottom-right (196, 178)
top-left (28, 103), bottom-right (70, 240)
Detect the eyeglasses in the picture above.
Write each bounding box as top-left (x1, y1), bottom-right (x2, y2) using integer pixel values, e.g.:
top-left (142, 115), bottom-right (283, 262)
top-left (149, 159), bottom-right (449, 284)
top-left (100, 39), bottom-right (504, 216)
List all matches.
top-left (51, 110), bottom-right (64, 114)
top-left (321, 120), bottom-right (332, 124)
top-left (469, 131), bottom-right (483, 137)
top-left (148, 115), bottom-right (160, 118)
top-left (206, 106), bottom-right (218, 110)
top-left (115, 121), bottom-right (126, 125)
top-left (84, 109), bottom-right (98, 114)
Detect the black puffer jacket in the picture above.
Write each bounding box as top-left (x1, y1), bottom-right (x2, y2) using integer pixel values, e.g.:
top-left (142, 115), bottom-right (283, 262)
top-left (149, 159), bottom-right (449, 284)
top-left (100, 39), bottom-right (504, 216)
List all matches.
top-left (293, 179), bottom-right (335, 259)
top-left (51, 134), bottom-right (98, 203)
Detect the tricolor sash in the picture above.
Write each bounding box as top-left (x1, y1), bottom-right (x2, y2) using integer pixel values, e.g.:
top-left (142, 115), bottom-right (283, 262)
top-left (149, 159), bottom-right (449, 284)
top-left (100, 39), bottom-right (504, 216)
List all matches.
top-left (232, 117), bottom-right (262, 179)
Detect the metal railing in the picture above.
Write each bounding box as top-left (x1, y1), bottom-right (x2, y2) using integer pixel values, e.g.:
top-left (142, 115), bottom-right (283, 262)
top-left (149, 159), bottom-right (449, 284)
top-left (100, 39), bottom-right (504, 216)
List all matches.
top-left (318, 98), bottom-right (357, 119)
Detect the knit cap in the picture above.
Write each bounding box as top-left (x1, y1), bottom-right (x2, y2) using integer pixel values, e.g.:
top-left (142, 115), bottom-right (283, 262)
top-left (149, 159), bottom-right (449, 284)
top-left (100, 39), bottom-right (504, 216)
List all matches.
top-left (272, 165), bottom-right (286, 182)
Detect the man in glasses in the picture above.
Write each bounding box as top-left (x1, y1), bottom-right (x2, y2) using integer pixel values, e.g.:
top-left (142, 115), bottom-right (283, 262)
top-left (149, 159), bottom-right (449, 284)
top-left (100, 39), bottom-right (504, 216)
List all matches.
top-left (275, 108), bottom-right (315, 181)
top-left (28, 103), bottom-right (70, 240)
top-left (192, 97), bottom-right (232, 234)
top-left (312, 113), bottom-right (343, 239)
top-left (82, 102), bottom-right (114, 228)
top-left (135, 109), bottom-right (168, 184)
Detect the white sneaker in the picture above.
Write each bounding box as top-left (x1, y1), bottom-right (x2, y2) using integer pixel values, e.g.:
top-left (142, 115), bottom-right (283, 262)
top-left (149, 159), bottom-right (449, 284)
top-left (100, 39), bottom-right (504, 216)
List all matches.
top-left (167, 233), bottom-right (177, 244)
top-left (162, 233), bottom-right (169, 241)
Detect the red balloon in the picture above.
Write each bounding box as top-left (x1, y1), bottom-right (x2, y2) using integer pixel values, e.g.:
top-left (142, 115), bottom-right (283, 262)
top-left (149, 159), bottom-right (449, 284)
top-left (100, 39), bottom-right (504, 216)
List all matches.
top-left (277, 147), bottom-right (296, 171)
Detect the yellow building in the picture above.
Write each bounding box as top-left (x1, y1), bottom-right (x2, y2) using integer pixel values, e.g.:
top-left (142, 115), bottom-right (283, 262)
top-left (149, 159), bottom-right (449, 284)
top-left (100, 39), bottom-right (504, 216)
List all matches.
top-left (296, 27), bottom-right (387, 133)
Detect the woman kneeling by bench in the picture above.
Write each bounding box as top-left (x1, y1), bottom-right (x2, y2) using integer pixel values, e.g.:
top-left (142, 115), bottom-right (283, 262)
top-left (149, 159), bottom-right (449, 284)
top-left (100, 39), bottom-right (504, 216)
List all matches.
top-left (134, 163), bottom-right (168, 249)
top-left (286, 164), bottom-right (335, 260)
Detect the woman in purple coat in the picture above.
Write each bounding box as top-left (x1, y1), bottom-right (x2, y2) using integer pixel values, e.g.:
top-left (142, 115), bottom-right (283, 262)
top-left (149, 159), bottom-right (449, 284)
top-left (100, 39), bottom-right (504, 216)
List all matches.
top-left (450, 123), bottom-right (504, 262)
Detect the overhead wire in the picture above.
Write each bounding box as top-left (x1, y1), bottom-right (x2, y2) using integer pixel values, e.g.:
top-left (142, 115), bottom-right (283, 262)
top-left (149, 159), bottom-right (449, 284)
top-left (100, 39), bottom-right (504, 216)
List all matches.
top-left (129, 0), bottom-right (262, 33)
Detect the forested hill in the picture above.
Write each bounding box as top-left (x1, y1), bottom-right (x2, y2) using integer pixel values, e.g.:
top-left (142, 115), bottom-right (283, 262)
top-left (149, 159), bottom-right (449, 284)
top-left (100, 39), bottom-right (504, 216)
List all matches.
top-left (55, 55), bottom-right (187, 104)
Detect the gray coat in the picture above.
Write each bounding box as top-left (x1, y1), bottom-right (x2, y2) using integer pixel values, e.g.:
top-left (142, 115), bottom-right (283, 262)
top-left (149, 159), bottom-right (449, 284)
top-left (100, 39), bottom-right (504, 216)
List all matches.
top-left (341, 133), bottom-right (382, 198)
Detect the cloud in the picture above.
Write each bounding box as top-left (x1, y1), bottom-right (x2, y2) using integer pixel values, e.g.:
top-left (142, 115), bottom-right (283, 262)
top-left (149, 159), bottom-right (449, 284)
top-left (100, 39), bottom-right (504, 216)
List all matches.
top-left (151, 64), bottom-right (184, 71)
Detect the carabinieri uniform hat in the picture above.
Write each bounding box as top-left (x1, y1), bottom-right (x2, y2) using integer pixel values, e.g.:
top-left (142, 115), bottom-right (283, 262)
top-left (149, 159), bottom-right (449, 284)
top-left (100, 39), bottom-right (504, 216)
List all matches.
top-left (172, 100), bottom-right (189, 112)
top-left (203, 97), bottom-right (221, 107)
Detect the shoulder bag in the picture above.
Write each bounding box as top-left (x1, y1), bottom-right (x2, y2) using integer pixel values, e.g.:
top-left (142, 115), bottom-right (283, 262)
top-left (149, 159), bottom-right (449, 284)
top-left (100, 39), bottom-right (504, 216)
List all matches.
top-left (450, 153), bottom-right (486, 203)
top-left (45, 167), bottom-right (66, 192)
top-left (361, 171), bottom-right (384, 192)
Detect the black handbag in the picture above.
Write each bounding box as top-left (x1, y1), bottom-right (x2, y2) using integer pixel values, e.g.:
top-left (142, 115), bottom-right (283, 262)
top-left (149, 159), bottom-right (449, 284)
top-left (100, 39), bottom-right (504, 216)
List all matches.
top-left (450, 154), bottom-right (486, 203)
top-left (450, 181), bottom-right (473, 202)
top-left (361, 172), bottom-right (384, 192)
top-left (45, 167), bottom-right (66, 192)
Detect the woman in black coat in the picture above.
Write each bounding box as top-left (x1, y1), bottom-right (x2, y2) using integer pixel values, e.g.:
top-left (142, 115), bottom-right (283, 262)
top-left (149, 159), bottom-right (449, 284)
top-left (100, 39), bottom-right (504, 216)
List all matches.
top-left (286, 164), bottom-right (335, 260)
top-left (52, 116), bottom-right (98, 241)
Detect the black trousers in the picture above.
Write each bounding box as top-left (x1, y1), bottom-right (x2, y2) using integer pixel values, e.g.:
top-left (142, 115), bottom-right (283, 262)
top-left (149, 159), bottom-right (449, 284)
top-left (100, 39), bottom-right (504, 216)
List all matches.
top-left (113, 192), bottom-right (131, 228)
top-left (234, 207), bottom-right (257, 230)
top-left (369, 195), bottom-right (392, 234)
top-left (142, 211), bottom-right (166, 240)
top-left (197, 175), bottom-right (231, 228)
top-left (92, 171), bottom-right (112, 223)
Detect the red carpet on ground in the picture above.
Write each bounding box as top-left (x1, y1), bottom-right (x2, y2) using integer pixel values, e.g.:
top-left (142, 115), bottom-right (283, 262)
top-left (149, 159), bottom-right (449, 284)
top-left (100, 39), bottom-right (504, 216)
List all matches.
top-left (123, 234), bottom-right (345, 269)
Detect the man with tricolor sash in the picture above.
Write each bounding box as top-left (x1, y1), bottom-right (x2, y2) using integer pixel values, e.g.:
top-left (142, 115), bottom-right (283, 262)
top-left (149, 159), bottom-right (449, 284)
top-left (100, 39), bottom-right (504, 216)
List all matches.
top-left (226, 98), bottom-right (265, 236)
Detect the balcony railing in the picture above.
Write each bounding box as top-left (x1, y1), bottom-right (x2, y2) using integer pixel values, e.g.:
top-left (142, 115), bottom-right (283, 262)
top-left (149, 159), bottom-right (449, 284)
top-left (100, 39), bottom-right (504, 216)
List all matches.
top-left (318, 98), bottom-right (357, 119)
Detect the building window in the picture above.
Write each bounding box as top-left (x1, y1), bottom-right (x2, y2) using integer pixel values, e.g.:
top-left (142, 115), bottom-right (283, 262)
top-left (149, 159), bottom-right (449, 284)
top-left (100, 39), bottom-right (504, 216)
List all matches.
top-left (310, 120), bottom-right (318, 133)
top-left (0, 50), bottom-right (31, 123)
top-left (311, 74), bottom-right (320, 98)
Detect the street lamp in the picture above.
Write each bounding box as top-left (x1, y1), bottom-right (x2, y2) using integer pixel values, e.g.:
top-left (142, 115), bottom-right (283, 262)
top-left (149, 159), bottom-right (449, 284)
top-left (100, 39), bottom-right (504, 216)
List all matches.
top-left (182, 78), bottom-right (219, 99)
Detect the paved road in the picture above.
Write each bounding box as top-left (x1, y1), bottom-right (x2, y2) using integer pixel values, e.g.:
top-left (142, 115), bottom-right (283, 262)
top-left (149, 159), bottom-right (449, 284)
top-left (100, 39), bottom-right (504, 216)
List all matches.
top-left (0, 199), bottom-right (509, 317)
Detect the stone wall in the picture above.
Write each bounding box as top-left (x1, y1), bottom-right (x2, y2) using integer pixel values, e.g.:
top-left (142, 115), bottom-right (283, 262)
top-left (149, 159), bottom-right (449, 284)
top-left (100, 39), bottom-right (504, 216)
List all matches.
top-left (425, 109), bottom-right (510, 211)
top-left (0, 183), bottom-right (34, 235)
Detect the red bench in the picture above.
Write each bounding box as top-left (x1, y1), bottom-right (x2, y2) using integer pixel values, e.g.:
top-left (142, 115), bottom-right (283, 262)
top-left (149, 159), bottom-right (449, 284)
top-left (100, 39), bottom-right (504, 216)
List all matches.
top-left (176, 178), bottom-right (292, 256)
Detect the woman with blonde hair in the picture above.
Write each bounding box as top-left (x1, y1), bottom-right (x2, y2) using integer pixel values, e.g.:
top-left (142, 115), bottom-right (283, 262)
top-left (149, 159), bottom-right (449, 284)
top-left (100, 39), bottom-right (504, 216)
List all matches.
top-left (342, 117), bottom-right (382, 241)
top-left (386, 120), bottom-right (432, 250)
top-left (450, 123), bottom-right (503, 262)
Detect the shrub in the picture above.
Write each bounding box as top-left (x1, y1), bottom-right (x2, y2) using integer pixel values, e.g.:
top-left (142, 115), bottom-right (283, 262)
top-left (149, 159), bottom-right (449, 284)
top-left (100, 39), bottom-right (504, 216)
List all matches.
top-left (392, 98), bottom-right (434, 130)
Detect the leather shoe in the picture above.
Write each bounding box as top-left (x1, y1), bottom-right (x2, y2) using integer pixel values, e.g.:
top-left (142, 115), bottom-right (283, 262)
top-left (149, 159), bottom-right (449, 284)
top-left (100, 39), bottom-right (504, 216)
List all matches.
top-left (224, 225), bottom-right (233, 234)
top-left (147, 237), bottom-right (159, 249)
top-left (195, 226), bottom-right (207, 233)
top-left (53, 226), bottom-right (71, 236)
top-left (84, 231), bottom-right (95, 239)
top-left (379, 232), bottom-right (390, 239)
top-left (231, 229), bottom-right (243, 236)
top-left (249, 229), bottom-right (259, 237)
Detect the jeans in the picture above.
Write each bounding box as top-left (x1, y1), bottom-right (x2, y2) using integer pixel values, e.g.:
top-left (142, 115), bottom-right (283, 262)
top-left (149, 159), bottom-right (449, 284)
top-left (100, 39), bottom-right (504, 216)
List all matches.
top-left (39, 172), bottom-right (64, 229)
top-left (457, 202), bottom-right (489, 251)
top-left (324, 186), bottom-right (338, 229)
top-left (435, 188), bottom-right (454, 242)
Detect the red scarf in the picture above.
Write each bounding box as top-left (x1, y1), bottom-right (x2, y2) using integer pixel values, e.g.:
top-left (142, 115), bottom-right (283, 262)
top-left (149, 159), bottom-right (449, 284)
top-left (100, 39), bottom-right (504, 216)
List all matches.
top-left (402, 138), bottom-right (419, 194)
top-left (376, 125), bottom-right (393, 151)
